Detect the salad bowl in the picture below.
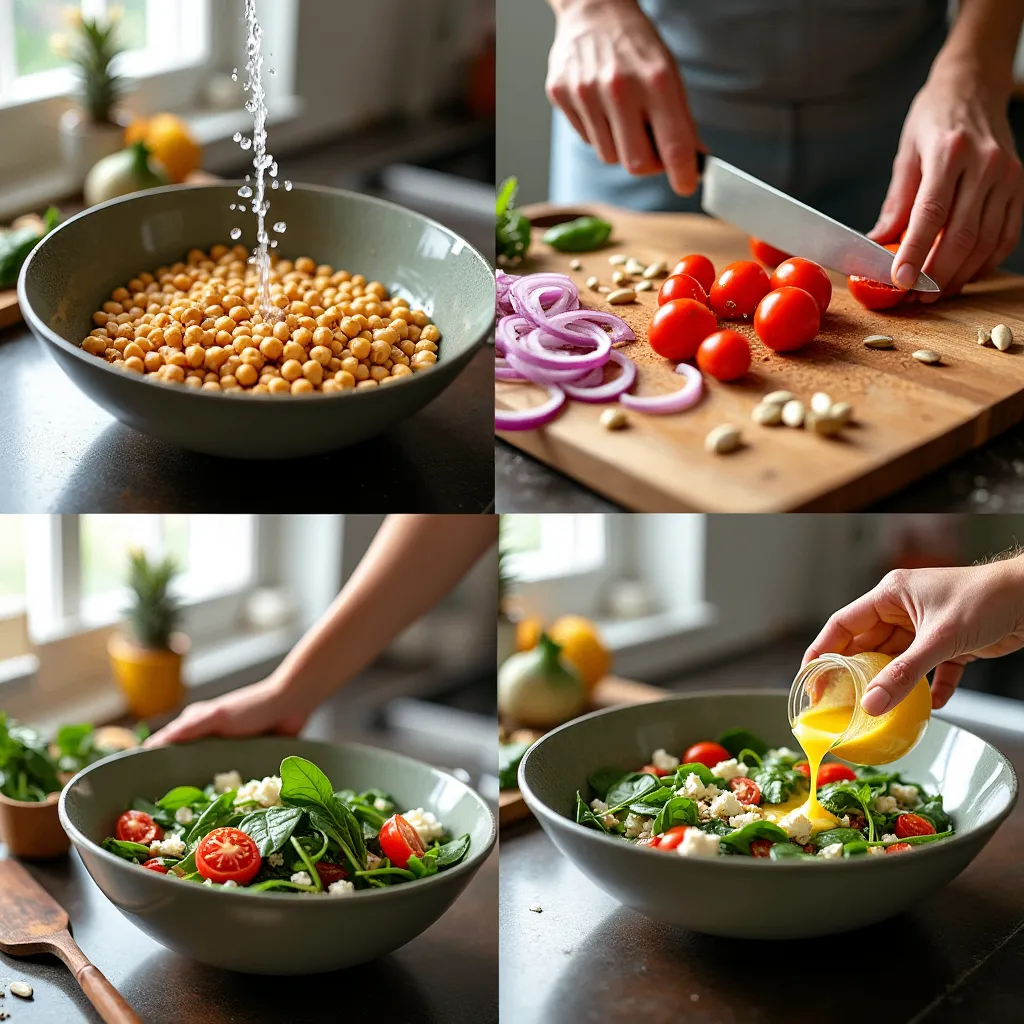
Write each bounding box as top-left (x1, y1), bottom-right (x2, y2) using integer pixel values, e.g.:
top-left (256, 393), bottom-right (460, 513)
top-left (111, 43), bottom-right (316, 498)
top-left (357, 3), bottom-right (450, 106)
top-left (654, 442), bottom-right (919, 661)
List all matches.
top-left (518, 690), bottom-right (1017, 939)
top-left (59, 736), bottom-right (495, 974)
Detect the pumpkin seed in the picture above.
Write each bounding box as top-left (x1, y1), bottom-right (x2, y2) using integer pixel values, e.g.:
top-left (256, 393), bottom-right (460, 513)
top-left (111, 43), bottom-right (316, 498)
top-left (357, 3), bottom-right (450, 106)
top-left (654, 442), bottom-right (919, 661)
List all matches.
top-left (598, 286), bottom-right (612, 294)
top-left (625, 257), bottom-right (646, 276)
top-left (763, 390), bottom-right (797, 406)
top-left (752, 401), bottom-right (783, 426)
top-left (864, 334), bottom-right (895, 350)
top-left (612, 269), bottom-right (629, 286)
top-left (810, 391), bottom-right (833, 415)
top-left (600, 406), bottom-right (628, 431)
top-left (830, 401), bottom-right (854, 425)
top-left (992, 323), bottom-right (1013, 351)
top-left (9, 983), bottom-right (32, 999)
top-left (607, 288), bottom-right (636, 305)
top-left (608, 254), bottom-right (628, 266)
top-left (705, 424), bottom-right (741, 454)
top-left (807, 412), bottom-right (844, 437)
top-left (977, 326), bottom-right (992, 346)
top-left (781, 399), bottom-right (805, 428)
top-left (635, 279), bottom-right (653, 292)
top-left (586, 276), bottom-right (600, 290)
top-left (569, 258), bottom-right (583, 271)
top-left (912, 349), bottom-right (941, 365)
top-left (643, 260), bottom-right (668, 279)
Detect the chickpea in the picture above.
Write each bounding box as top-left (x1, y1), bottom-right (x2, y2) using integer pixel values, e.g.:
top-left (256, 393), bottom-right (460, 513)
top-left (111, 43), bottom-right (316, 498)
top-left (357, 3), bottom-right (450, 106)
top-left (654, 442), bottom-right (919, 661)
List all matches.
top-left (143, 351), bottom-right (164, 372)
top-left (289, 378), bottom-right (313, 395)
top-left (163, 364), bottom-right (186, 383)
top-left (322, 379), bottom-right (341, 393)
top-left (354, 363), bottom-right (370, 381)
top-left (167, 350), bottom-right (189, 369)
top-left (374, 326), bottom-right (400, 347)
top-left (281, 359), bottom-right (303, 382)
top-left (328, 357), bottom-right (342, 372)
top-left (236, 363), bottom-right (259, 387)
top-left (259, 337), bottom-right (284, 362)
top-left (369, 340), bottom-right (390, 365)
top-left (201, 381), bottom-right (222, 392)
top-left (355, 379), bottom-right (378, 390)
top-left (399, 339), bottom-right (416, 357)
top-left (391, 363), bottom-right (413, 378)
top-left (164, 324), bottom-right (184, 349)
top-left (339, 317), bottom-right (361, 340)
top-left (220, 374), bottom-right (238, 389)
top-left (350, 337), bottom-right (371, 360)
top-left (304, 345), bottom-right (329, 368)
top-left (82, 336), bottom-right (107, 356)
top-left (408, 325), bottom-right (421, 342)
top-left (116, 323), bottom-right (134, 340)
top-left (183, 375), bottom-right (204, 388)
top-left (224, 356), bottom-right (243, 375)
top-left (185, 345), bottom-right (205, 368)
top-left (415, 339), bottom-right (438, 354)
top-left (229, 305), bottom-right (251, 322)
top-left (273, 321), bottom-right (290, 342)
top-left (335, 370), bottom-right (356, 389)
top-left (369, 365), bottom-right (390, 382)
top-left (340, 356), bottom-right (359, 376)
top-left (295, 257), bottom-right (316, 274)
top-left (292, 327), bottom-right (313, 348)
top-left (421, 324), bottom-right (441, 343)
top-left (93, 311), bottom-right (110, 327)
top-left (123, 342), bottom-right (145, 361)
top-left (204, 347), bottom-right (228, 372)
top-left (312, 327), bottom-right (333, 348)
top-left (268, 377), bottom-right (291, 395)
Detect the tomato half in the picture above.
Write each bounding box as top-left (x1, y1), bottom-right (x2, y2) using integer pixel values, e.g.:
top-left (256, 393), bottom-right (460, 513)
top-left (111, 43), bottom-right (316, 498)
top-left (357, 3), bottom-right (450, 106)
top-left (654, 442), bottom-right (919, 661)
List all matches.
top-left (816, 763), bottom-right (857, 786)
top-left (748, 238), bottom-right (792, 267)
top-left (641, 764), bottom-right (671, 778)
top-left (749, 838), bottom-right (774, 858)
top-left (795, 762), bottom-right (811, 777)
top-left (847, 275), bottom-right (905, 310)
top-left (654, 825), bottom-right (690, 851)
top-left (710, 261), bottom-right (770, 319)
top-left (770, 258), bottom-right (832, 314)
top-left (729, 777), bottom-right (761, 806)
top-left (116, 810), bottom-right (163, 845)
top-left (682, 741), bottom-right (730, 768)
top-left (894, 813), bottom-right (936, 839)
top-left (195, 827), bottom-right (262, 885)
top-left (696, 329), bottom-right (751, 382)
top-left (658, 273), bottom-right (708, 307)
top-left (314, 861), bottom-right (348, 886)
top-left (647, 298), bottom-right (718, 362)
top-left (142, 858), bottom-right (169, 874)
top-left (670, 254), bottom-right (716, 293)
top-left (885, 842), bottom-right (914, 855)
top-left (753, 286), bottom-right (820, 352)
top-left (379, 813), bottom-right (426, 869)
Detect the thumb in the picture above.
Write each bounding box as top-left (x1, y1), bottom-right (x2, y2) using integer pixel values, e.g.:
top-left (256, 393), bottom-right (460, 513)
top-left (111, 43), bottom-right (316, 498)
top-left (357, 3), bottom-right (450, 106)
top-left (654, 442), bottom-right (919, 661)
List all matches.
top-left (860, 633), bottom-right (942, 716)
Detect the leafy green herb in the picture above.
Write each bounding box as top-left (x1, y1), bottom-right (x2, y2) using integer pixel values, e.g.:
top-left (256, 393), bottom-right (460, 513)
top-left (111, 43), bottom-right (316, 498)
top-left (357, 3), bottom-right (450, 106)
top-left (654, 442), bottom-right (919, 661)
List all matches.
top-left (769, 842), bottom-right (816, 861)
top-left (434, 833), bottom-right (471, 869)
top-left (669, 763), bottom-right (724, 789)
top-left (811, 827), bottom-right (867, 849)
top-left (0, 714), bottom-right (62, 802)
top-left (916, 794), bottom-right (951, 833)
top-left (156, 786), bottom-right (206, 811)
top-left (716, 728), bottom-right (769, 759)
top-left (651, 796), bottom-right (697, 836)
top-left (575, 791), bottom-right (609, 833)
top-left (0, 208), bottom-right (59, 288)
top-left (499, 741), bottom-right (530, 791)
top-left (542, 216), bottom-right (612, 253)
top-left (184, 790), bottom-right (236, 843)
top-left (750, 760), bottom-right (804, 805)
top-left (239, 806), bottom-right (304, 857)
top-left (587, 767), bottom-right (627, 800)
top-left (496, 177), bottom-right (531, 264)
top-left (718, 820), bottom-right (788, 855)
top-left (101, 837), bottom-right (151, 862)
top-left (605, 772), bottom-right (659, 811)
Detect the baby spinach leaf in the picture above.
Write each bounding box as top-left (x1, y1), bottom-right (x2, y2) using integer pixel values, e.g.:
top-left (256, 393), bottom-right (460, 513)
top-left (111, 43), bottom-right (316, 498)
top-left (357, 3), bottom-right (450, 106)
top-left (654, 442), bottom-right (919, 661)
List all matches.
top-left (156, 786), bottom-right (206, 811)
top-left (587, 767), bottom-right (628, 800)
top-left (280, 755), bottom-right (336, 808)
top-left (769, 842), bottom-right (816, 861)
top-left (435, 833), bottom-right (471, 869)
top-left (239, 806), bottom-right (304, 856)
top-left (355, 866), bottom-right (417, 882)
top-left (916, 794), bottom-right (951, 833)
top-left (54, 723), bottom-right (94, 759)
top-left (700, 819), bottom-right (733, 837)
top-left (627, 786), bottom-right (674, 813)
top-left (752, 763), bottom-right (804, 805)
top-left (185, 790), bottom-right (235, 843)
top-left (811, 828), bottom-right (866, 849)
top-left (102, 838), bottom-right (151, 862)
top-left (853, 767), bottom-right (900, 789)
top-left (671, 762), bottom-right (723, 788)
top-left (498, 742), bottom-right (530, 790)
top-left (716, 728), bottom-right (769, 759)
top-left (406, 854), bottom-right (437, 879)
top-left (575, 791), bottom-right (609, 833)
top-left (606, 772), bottom-right (659, 811)
top-left (719, 820), bottom-right (788, 855)
top-left (651, 796), bottom-right (698, 836)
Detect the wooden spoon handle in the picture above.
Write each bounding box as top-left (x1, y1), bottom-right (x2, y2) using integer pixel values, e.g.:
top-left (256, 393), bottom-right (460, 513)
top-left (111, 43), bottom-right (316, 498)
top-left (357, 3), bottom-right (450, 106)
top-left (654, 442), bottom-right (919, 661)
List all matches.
top-left (75, 964), bottom-right (142, 1024)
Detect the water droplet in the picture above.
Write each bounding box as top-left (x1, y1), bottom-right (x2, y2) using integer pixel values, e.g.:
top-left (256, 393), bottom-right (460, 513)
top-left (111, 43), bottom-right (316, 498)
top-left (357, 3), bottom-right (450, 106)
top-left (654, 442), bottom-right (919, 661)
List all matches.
top-left (270, 240), bottom-right (279, 248)
top-left (269, 68), bottom-right (276, 75)
top-left (271, 180), bottom-right (280, 189)
top-left (273, 221), bottom-right (286, 233)
top-left (238, 185), bottom-right (253, 198)
top-left (229, 203), bottom-right (237, 211)
top-left (245, 174), bottom-right (251, 181)
top-left (238, 204), bottom-right (247, 213)
top-left (231, 68), bottom-right (238, 81)
top-left (232, 131), bottom-right (242, 143)
top-left (240, 137), bottom-right (252, 150)
top-left (284, 180), bottom-right (293, 191)
top-left (230, 227), bottom-right (242, 240)
top-left (269, 162), bottom-right (278, 178)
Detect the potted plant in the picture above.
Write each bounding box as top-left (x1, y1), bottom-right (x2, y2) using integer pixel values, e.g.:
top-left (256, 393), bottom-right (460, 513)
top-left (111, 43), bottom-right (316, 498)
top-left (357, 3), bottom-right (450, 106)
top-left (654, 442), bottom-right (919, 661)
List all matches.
top-left (107, 551), bottom-right (188, 719)
top-left (54, 8), bottom-right (130, 183)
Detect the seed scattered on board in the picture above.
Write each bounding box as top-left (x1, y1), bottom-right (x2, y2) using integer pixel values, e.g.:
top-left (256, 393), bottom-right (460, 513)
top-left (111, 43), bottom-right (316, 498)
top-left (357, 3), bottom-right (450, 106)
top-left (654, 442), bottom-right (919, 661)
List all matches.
top-left (755, 392), bottom-right (854, 436)
top-left (600, 407), bottom-right (628, 431)
top-left (586, 276), bottom-right (600, 291)
top-left (751, 401), bottom-right (782, 426)
top-left (8, 983), bottom-right (32, 999)
top-left (611, 269), bottom-right (628, 286)
top-left (781, 399), bottom-right (805, 428)
top-left (529, 905), bottom-right (543, 913)
top-left (763, 390), bottom-right (797, 406)
top-left (863, 334), bottom-right (895, 350)
top-left (607, 288), bottom-right (636, 305)
top-left (608, 254), bottom-right (628, 266)
top-left (569, 258), bottom-right (582, 271)
top-left (912, 349), bottom-right (942, 365)
top-left (635, 279), bottom-right (654, 292)
top-left (992, 324), bottom-right (1013, 351)
top-left (705, 424), bottom-right (741, 454)
top-left (810, 391), bottom-right (832, 415)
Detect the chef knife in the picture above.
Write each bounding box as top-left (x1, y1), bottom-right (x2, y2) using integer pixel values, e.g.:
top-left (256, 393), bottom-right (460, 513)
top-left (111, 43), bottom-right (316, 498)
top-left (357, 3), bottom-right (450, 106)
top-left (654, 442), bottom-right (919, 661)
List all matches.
top-left (696, 152), bottom-right (939, 292)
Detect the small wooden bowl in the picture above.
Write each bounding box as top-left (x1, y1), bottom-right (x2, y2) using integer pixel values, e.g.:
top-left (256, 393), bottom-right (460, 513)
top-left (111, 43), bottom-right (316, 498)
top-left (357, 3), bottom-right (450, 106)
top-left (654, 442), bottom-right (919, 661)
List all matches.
top-left (0, 790), bottom-right (69, 859)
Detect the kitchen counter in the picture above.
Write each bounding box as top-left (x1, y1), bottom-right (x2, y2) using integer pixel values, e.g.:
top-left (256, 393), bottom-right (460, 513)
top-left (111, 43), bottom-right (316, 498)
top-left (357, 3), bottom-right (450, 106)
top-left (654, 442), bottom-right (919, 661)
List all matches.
top-left (500, 686), bottom-right (1024, 1024)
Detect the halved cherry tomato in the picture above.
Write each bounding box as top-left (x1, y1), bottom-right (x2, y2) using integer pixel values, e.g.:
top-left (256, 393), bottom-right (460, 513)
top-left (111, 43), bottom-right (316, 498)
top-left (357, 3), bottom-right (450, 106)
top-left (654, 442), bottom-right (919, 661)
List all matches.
top-left (314, 861), bottom-right (348, 886)
top-left (142, 858), bottom-right (169, 874)
top-left (816, 763), bottom-right (857, 786)
top-left (658, 273), bottom-right (709, 307)
top-left (894, 813), bottom-right (936, 839)
top-left (754, 286), bottom-right (820, 352)
top-left (729, 777), bottom-right (761, 805)
top-left (641, 764), bottom-right (670, 778)
top-left (682, 741), bottom-right (731, 768)
top-left (696, 329), bottom-right (751, 382)
top-left (670, 254), bottom-right (716, 293)
top-left (749, 838), bottom-right (774, 858)
top-left (636, 835), bottom-right (659, 848)
top-left (379, 813), bottom-right (426, 869)
top-left (749, 238), bottom-right (792, 267)
top-left (195, 827), bottom-right (262, 885)
top-left (647, 298), bottom-right (718, 362)
top-left (710, 261), bottom-right (770, 319)
top-left (885, 842), bottom-right (914, 855)
top-left (116, 810), bottom-right (162, 845)
top-left (795, 761), bottom-right (810, 777)
top-left (653, 825), bottom-right (690, 851)
top-left (847, 275), bottom-right (904, 310)
top-left (770, 257), bottom-right (832, 314)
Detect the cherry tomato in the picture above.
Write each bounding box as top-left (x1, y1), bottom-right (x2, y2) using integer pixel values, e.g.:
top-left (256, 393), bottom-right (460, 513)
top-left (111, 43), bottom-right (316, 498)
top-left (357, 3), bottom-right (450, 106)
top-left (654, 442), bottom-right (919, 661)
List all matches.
top-left (754, 286), bottom-right (821, 352)
top-left (195, 827), bottom-right (262, 886)
top-left (710, 261), bottom-right (770, 319)
top-left (641, 764), bottom-right (671, 778)
top-left (648, 298), bottom-right (718, 362)
top-left (748, 238), bottom-right (791, 267)
top-left (729, 777), bottom-right (761, 806)
top-left (749, 838), bottom-right (774, 858)
top-left (658, 273), bottom-right (709, 307)
top-left (142, 858), bottom-right (169, 874)
top-left (885, 842), bottom-right (914, 855)
top-left (116, 810), bottom-right (163, 846)
top-left (816, 763), bottom-right (857, 786)
top-left (696, 329), bottom-right (751, 382)
top-left (795, 762), bottom-right (811, 778)
top-left (682, 741), bottom-right (731, 769)
top-left (654, 825), bottom-right (690, 851)
top-left (847, 275), bottom-right (904, 310)
top-left (770, 257), bottom-right (832, 314)
top-left (314, 861), bottom-right (348, 886)
top-left (894, 813), bottom-right (936, 839)
top-left (379, 813), bottom-right (426, 869)
top-left (636, 835), bottom-right (659, 848)
top-left (670, 254), bottom-right (716, 293)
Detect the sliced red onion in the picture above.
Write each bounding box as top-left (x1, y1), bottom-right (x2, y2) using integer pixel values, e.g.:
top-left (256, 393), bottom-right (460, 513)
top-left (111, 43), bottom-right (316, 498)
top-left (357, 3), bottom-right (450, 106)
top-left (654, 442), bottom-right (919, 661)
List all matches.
top-left (496, 270), bottom-right (517, 316)
top-left (495, 358), bottom-right (528, 382)
top-left (495, 384), bottom-right (566, 432)
top-left (504, 349), bottom-right (594, 385)
top-left (495, 314), bottom-right (532, 356)
top-left (619, 361), bottom-right (704, 415)
top-left (563, 350), bottom-right (637, 403)
top-left (509, 274), bottom-right (580, 329)
top-left (516, 327), bottom-right (611, 371)
top-left (543, 308), bottom-right (636, 346)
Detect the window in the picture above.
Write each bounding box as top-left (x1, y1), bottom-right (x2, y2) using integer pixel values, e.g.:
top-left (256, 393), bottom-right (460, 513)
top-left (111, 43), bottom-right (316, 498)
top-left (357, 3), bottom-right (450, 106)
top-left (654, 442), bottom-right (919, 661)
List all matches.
top-left (501, 514), bottom-right (607, 583)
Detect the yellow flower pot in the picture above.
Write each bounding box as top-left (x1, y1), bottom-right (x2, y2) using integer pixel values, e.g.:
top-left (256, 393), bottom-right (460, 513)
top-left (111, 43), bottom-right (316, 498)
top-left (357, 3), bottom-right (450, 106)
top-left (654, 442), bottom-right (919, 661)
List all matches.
top-left (108, 632), bottom-right (189, 720)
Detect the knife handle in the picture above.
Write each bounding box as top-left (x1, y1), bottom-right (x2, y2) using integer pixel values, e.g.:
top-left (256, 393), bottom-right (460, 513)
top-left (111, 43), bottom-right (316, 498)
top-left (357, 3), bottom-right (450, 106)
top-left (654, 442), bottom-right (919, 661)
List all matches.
top-left (76, 964), bottom-right (142, 1024)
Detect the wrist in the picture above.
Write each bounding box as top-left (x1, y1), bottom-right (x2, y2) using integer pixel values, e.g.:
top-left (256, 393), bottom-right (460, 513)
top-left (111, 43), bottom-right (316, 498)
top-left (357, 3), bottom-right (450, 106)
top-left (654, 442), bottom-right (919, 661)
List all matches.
top-left (931, 46), bottom-right (1014, 101)
top-left (549, 0), bottom-right (636, 14)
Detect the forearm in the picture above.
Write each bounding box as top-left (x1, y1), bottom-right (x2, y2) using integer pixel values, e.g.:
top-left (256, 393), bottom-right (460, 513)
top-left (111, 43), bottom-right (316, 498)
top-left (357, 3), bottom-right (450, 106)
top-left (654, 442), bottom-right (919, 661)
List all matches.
top-left (270, 515), bottom-right (497, 706)
top-left (547, 0), bottom-right (638, 15)
top-left (937, 0), bottom-right (1024, 93)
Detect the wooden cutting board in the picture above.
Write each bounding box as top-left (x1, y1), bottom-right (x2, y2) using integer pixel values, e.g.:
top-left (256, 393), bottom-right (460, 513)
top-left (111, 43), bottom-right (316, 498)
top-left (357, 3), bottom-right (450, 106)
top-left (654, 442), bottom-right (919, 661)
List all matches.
top-left (499, 675), bottom-right (666, 826)
top-left (497, 202), bottom-right (1024, 512)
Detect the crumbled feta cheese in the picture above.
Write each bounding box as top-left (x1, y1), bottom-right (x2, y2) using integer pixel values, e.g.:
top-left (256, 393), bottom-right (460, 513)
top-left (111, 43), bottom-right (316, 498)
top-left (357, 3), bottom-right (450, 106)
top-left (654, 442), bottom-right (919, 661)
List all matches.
top-left (174, 806), bottom-right (194, 825)
top-left (366, 852), bottom-right (382, 869)
top-left (710, 791), bottom-right (743, 819)
top-left (373, 797), bottom-right (389, 812)
top-left (774, 747), bottom-right (797, 760)
top-left (637, 828), bottom-right (652, 843)
top-left (867, 845), bottom-right (886, 856)
top-left (728, 811), bottom-right (761, 829)
top-left (890, 783), bottom-right (920, 808)
top-left (874, 795), bottom-right (898, 815)
top-left (820, 843), bottom-right (844, 859)
top-left (679, 773), bottom-right (708, 800)
top-left (624, 813), bottom-right (649, 838)
top-left (235, 775), bottom-right (284, 809)
top-left (149, 835), bottom-right (186, 858)
top-left (290, 871), bottom-right (312, 886)
top-left (881, 833), bottom-right (899, 843)
top-left (202, 878), bottom-right (214, 886)
top-left (268, 852), bottom-right (284, 868)
top-left (651, 748), bottom-right (680, 772)
top-left (590, 798), bottom-right (609, 812)
top-left (221, 879), bottom-right (238, 888)
top-left (328, 879), bottom-right (355, 896)
top-left (839, 815), bottom-right (850, 828)
top-left (710, 758), bottom-right (748, 781)
top-left (696, 801), bottom-right (712, 822)
top-left (403, 808), bottom-right (444, 844)
top-left (705, 784), bottom-right (721, 798)
top-left (213, 770), bottom-right (243, 793)
top-left (781, 813), bottom-right (812, 845)
top-left (677, 829), bottom-right (721, 858)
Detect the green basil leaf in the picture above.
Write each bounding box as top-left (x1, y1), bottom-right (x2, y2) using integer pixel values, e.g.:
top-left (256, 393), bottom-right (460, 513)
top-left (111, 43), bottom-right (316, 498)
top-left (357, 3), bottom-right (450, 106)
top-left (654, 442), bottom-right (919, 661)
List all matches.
top-left (102, 838), bottom-right (151, 862)
top-left (280, 755), bottom-right (336, 808)
top-left (156, 786), bottom-right (206, 811)
top-left (435, 833), bottom-right (471, 869)
top-left (239, 806), bottom-right (304, 857)
top-left (719, 820), bottom-right (789, 855)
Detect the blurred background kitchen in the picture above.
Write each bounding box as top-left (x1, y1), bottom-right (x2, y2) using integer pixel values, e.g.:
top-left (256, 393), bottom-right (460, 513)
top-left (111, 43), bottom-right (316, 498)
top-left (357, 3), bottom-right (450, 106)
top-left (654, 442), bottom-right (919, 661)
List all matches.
top-left (0, 513), bottom-right (498, 798)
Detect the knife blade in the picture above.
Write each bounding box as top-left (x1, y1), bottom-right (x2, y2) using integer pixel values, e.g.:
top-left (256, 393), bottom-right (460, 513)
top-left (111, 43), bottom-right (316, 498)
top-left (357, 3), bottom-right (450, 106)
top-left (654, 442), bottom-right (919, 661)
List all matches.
top-left (697, 153), bottom-right (939, 292)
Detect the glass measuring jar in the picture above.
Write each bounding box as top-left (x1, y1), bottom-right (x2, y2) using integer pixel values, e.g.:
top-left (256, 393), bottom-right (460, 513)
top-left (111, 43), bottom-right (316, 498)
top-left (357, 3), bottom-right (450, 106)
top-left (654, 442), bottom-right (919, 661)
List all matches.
top-left (788, 652), bottom-right (931, 767)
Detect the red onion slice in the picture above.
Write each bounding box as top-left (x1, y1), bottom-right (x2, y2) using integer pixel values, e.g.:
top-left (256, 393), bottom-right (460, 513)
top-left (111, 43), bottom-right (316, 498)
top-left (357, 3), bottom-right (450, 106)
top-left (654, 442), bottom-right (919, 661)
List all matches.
top-left (509, 274), bottom-right (580, 329)
top-left (516, 327), bottom-right (611, 370)
top-left (495, 314), bottom-right (532, 356)
top-left (542, 308), bottom-right (637, 346)
top-left (563, 349), bottom-right (637, 403)
top-left (495, 384), bottom-right (566, 432)
top-left (496, 270), bottom-right (517, 316)
top-left (619, 362), bottom-right (704, 415)
top-left (504, 349), bottom-right (595, 385)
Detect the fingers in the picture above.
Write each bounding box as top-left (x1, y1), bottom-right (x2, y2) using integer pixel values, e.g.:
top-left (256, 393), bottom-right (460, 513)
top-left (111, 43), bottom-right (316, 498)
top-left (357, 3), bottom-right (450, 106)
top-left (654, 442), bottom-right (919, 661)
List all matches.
top-left (943, 177), bottom-right (1010, 295)
top-left (805, 589), bottom-right (889, 665)
top-left (869, 141), bottom-right (922, 243)
top-left (861, 628), bottom-right (950, 716)
top-left (546, 79), bottom-right (591, 144)
top-left (145, 702), bottom-right (223, 747)
top-left (646, 70), bottom-right (699, 195)
top-left (572, 80), bottom-right (618, 164)
top-left (930, 659), bottom-right (968, 709)
top-left (977, 185), bottom-right (1024, 279)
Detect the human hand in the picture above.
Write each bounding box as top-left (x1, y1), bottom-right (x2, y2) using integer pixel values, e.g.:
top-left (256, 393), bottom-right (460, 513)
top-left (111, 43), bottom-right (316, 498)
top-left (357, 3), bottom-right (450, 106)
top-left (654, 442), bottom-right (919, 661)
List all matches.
top-left (803, 560), bottom-right (1024, 716)
top-left (546, 0), bottom-right (701, 195)
top-left (144, 676), bottom-right (310, 747)
top-left (869, 55), bottom-right (1023, 299)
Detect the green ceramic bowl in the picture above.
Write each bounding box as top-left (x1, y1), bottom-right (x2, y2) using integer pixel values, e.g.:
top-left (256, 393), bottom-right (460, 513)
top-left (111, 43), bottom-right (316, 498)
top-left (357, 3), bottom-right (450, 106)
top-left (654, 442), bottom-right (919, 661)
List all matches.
top-left (59, 736), bottom-right (496, 974)
top-left (519, 690), bottom-right (1017, 939)
top-left (18, 183), bottom-right (494, 458)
